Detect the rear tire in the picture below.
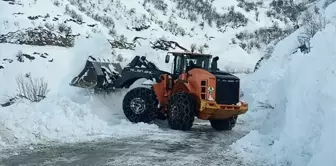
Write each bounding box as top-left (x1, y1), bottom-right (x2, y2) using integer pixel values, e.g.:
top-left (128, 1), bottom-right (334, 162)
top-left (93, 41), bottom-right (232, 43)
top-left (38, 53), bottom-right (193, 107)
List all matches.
top-left (210, 116), bottom-right (237, 131)
top-left (167, 92), bottom-right (195, 131)
top-left (122, 87), bottom-right (158, 123)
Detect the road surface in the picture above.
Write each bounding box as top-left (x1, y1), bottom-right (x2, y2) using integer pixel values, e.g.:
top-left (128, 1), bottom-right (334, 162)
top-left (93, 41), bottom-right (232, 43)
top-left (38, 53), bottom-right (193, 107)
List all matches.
top-left (0, 120), bottom-right (249, 166)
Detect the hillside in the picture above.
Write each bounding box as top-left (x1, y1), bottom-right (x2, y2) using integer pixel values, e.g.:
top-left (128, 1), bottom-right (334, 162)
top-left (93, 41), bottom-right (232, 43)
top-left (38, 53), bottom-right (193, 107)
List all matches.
top-left (0, 0), bottom-right (335, 165)
top-left (0, 0), bottom-right (310, 72)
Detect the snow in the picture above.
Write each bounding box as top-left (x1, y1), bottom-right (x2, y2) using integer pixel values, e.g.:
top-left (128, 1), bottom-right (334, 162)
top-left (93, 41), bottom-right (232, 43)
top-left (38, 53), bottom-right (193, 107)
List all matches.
top-left (0, 36), bottom-right (161, 149)
top-left (0, 0), bottom-right (335, 165)
top-left (0, 44), bottom-right (159, 148)
top-left (231, 3), bottom-right (336, 165)
top-left (0, 37), bottom-right (163, 149)
top-left (0, 96), bottom-right (160, 148)
top-left (58, 34), bottom-right (113, 97)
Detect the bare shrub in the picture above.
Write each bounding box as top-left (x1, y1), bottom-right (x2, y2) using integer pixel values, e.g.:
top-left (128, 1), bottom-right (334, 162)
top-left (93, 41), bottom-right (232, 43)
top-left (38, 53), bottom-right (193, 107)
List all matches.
top-left (16, 50), bottom-right (24, 62)
top-left (53, 0), bottom-right (60, 6)
top-left (236, 23), bottom-right (295, 52)
top-left (169, 0), bottom-right (248, 28)
top-left (161, 15), bottom-right (186, 36)
top-left (65, 4), bottom-right (83, 22)
top-left (190, 43), bottom-right (196, 52)
top-left (116, 54), bottom-right (124, 62)
top-left (101, 15), bottom-right (115, 28)
top-left (301, 10), bottom-right (326, 38)
top-left (143, 0), bottom-right (168, 13)
top-left (267, 0), bottom-right (307, 22)
top-left (57, 23), bottom-right (72, 36)
top-left (16, 73), bottom-right (49, 102)
top-left (44, 22), bottom-right (55, 31)
top-left (118, 34), bottom-right (127, 43)
top-left (297, 10), bottom-right (326, 53)
top-left (108, 28), bottom-right (117, 36)
top-left (237, 0), bottom-right (260, 12)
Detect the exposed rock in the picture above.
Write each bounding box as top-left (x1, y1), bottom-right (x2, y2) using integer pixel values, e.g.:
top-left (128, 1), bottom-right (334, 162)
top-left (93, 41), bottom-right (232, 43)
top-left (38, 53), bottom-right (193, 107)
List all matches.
top-left (0, 27), bottom-right (76, 47)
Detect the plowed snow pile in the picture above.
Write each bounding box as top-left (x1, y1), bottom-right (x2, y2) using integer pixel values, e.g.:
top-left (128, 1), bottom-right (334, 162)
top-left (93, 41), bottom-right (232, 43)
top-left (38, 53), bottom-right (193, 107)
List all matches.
top-left (0, 34), bottom-right (161, 149)
top-left (231, 3), bottom-right (336, 166)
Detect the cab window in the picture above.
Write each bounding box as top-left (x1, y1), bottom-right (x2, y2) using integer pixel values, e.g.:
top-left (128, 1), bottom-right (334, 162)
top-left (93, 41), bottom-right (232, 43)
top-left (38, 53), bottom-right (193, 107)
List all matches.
top-left (174, 55), bottom-right (183, 74)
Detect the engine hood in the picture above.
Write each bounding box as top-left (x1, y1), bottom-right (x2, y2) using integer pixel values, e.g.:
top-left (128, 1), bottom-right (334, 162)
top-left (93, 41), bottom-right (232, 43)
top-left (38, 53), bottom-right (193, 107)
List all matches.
top-left (210, 70), bottom-right (239, 80)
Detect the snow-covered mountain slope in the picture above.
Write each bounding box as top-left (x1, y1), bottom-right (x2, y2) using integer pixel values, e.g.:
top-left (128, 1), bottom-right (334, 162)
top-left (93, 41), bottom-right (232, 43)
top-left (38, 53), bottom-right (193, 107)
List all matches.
top-left (0, 0), bottom-right (310, 72)
top-left (229, 1), bottom-right (336, 166)
top-left (0, 1), bottom-right (334, 164)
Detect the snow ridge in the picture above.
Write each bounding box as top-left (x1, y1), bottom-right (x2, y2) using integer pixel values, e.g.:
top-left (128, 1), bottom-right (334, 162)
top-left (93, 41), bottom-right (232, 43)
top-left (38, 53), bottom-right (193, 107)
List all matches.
top-left (231, 2), bottom-right (336, 166)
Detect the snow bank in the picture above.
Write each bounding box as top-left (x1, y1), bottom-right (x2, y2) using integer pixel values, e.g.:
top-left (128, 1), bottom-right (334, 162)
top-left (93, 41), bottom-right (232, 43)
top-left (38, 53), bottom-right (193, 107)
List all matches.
top-left (0, 95), bottom-right (160, 149)
top-left (232, 9), bottom-right (336, 166)
top-left (0, 36), bottom-right (161, 149)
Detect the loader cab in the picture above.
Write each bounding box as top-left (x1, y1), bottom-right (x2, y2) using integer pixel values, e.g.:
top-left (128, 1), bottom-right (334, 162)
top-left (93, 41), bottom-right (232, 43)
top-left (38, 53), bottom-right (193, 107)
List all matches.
top-left (165, 52), bottom-right (212, 78)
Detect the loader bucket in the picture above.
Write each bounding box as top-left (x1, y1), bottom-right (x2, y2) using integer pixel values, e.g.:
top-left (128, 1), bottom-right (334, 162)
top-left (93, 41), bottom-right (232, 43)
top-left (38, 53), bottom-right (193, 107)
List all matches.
top-left (69, 56), bottom-right (123, 90)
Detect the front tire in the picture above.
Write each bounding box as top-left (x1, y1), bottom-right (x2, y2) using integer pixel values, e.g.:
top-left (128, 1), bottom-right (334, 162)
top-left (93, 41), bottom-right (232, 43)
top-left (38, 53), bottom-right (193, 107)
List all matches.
top-left (167, 92), bottom-right (195, 131)
top-left (210, 116), bottom-right (237, 131)
top-left (122, 87), bottom-right (158, 123)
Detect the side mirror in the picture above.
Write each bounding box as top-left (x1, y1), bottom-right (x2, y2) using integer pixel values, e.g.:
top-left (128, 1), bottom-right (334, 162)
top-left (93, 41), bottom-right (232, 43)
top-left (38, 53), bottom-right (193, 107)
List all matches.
top-left (212, 56), bottom-right (219, 61)
top-left (165, 54), bottom-right (170, 63)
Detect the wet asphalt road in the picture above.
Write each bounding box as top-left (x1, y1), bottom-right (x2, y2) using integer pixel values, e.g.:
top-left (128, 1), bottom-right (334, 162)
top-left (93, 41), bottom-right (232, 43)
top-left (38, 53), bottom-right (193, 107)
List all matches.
top-left (0, 120), bottom-right (249, 166)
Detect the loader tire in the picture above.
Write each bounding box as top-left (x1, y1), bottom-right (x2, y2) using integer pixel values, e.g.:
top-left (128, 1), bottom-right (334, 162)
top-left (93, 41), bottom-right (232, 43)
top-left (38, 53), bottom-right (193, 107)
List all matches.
top-left (209, 116), bottom-right (237, 131)
top-left (122, 87), bottom-right (158, 123)
top-left (167, 92), bottom-right (195, 131)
